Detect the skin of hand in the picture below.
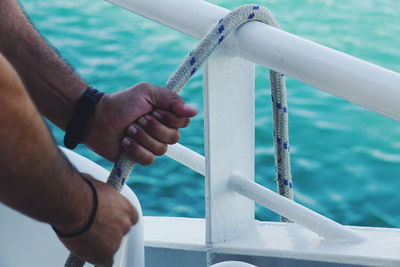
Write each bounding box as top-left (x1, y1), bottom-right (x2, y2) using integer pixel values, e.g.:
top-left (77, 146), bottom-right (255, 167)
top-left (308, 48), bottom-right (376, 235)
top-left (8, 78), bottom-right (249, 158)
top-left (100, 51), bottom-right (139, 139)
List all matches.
top-left (56, 174), bottom-right (138, 266)
top-left (85, 82), bottom-right (198, 163)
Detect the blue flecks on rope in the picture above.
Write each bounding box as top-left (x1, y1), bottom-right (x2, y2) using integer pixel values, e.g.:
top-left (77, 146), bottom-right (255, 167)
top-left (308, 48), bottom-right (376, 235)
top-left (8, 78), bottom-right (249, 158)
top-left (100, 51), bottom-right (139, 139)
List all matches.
top-left (283, 107), bottom-right (287, 113)
top-left (283, 142), bottom-right (288, 149)
top-left (190, 57), bottom-right (196, 66)
top-left (116, 168), bottom-right (122, 178)
top-left (190, 68), bottom-right (196, 75)
top-left (248, 12), bottom-right (255, 19)
top-left (218, 36), bottom-right (224, 44)
top-left (277, 137), bottom-right (282, 144)
top-left (253, 5), bottom-right (260, 10)
top-left (218, 25), bottom-right (225, 33)
top-left (218, 18), bottom-right (224, 24)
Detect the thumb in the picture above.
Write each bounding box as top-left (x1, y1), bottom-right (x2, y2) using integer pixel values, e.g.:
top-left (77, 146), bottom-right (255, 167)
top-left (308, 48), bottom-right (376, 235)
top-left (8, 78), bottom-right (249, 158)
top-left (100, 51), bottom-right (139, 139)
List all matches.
top-left (149, 85), bottom-right (197, 117)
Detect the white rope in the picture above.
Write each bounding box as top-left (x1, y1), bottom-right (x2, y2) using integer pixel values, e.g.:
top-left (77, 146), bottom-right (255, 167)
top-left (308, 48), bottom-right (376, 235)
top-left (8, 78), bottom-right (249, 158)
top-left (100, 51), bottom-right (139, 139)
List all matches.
top-left (65, 5), bottom-right (293, 266)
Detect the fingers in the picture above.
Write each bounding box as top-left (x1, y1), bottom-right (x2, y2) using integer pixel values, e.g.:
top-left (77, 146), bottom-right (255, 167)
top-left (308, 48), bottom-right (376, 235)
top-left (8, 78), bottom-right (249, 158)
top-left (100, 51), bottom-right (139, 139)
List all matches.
top-left (121, 115), bottom-right (180, 165)
top-left (141, 82), bottom-right (198, 118)
top-left (126, 114), bottom-right (181, 145)
top-left (117, 82), bottom-right (197, 166)
top-left (170, 102), bottom-right (198, 118)
top-left (86, 176), bottom-right (139, 225)
top-left (122, 113), bottom-right (186, 165)
top-left (152, 109), bottom-right (190, 128)
top-left (121, 195), bottom-right (139, 225)
top-left (126, 123), bottom-right (168, 156)
top-left (122, 137), bottom-right (156, 165)
top-left (137, 114), bottom-right (180, 144)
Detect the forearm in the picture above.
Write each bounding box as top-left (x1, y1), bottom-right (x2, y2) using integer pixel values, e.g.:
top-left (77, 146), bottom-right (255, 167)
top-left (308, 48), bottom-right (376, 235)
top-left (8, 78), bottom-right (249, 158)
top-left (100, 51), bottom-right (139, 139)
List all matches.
top-left (0, 54), bottom-right (90, 231)
top-left (0, 0), bottom-right (88, 130)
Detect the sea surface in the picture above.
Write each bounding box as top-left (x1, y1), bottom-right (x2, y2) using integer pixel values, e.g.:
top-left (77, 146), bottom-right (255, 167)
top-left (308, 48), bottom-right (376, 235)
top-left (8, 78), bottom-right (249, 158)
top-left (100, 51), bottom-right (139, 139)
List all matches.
top-left (20, 0), bottom-right (400, 227)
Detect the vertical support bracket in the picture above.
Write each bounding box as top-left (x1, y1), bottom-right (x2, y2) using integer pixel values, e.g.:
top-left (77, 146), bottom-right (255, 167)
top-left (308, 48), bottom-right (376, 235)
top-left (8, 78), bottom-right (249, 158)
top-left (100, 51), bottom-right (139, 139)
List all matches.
top-left (203, 49), bottom-right (255, 258)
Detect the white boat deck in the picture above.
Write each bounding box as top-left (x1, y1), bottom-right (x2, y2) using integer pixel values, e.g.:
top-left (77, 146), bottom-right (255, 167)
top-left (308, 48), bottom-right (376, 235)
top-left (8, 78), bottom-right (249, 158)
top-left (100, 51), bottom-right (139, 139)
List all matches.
top-left (144, 216), bottom-right (400, 267)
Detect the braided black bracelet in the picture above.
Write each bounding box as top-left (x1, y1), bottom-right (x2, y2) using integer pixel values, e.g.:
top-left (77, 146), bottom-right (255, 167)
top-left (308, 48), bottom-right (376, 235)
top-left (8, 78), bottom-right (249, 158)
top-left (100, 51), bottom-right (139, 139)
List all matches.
top-left (52, 175), bottom-right (98, 238)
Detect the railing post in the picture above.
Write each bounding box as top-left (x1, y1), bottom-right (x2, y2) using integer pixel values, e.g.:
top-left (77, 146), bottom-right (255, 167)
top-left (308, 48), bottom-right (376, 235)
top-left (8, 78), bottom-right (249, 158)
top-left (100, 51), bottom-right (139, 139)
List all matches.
top-left (203, 49), bottom-right (255, 264)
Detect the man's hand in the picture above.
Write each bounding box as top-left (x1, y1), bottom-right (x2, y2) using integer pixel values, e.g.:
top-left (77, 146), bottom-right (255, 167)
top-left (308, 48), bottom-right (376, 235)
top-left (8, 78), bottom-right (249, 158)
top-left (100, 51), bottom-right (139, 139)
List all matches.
top-left (1, 1), bottom-right (198, 164)
top-left (55, 175), bottom-right (138, 266)
top-left (85, 82), bottom-right (197, 163)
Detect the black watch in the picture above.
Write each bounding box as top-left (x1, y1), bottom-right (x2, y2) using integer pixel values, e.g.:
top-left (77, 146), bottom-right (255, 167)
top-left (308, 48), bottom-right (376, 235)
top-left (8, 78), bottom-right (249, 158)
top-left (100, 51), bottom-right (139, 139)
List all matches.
top-left (64, 87), bottom-right (104, 149)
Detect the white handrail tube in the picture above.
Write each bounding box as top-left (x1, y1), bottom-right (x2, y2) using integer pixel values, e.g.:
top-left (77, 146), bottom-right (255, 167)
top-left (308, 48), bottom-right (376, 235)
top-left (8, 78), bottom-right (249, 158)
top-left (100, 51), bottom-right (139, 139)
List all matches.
top-left (166, 143), bottom-right (206, 176)
top-left (230, 174), bottom-right (366, 243)
top-left (162, 146), bottom-right (366, 243)
top-left (107, 0), bottom-right (400, 121)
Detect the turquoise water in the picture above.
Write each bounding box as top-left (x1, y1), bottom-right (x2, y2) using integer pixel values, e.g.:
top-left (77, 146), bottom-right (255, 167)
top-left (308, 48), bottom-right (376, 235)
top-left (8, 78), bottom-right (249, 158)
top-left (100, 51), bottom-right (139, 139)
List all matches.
top-left (20, 0), bottom-right (400, 227)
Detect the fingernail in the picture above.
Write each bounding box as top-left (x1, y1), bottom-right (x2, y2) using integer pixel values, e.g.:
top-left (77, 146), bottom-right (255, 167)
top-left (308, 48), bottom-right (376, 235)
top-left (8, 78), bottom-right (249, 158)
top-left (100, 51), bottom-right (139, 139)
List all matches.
top-left (184, 104), bottom-right (197, 111)
top-left (122, 137), bottom-right (131, 146)
top-left (138, 117), bottom-right (147, 126)
top-left (153, 111), bottom-right (162, 120)
top-left (129, 125), bottom-right (138, 135)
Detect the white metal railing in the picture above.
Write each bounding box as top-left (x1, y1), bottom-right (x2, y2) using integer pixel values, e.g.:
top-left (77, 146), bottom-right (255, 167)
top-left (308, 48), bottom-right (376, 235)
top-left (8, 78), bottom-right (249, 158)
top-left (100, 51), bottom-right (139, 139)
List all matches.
top-left (107, 0), bottom-right (400, 122)
top-left (106, 0), bottom-right (400, 248)
top-left (166, 143), bottom-right (365, 242)
top-left (165, 143), bottom-right (205, 176)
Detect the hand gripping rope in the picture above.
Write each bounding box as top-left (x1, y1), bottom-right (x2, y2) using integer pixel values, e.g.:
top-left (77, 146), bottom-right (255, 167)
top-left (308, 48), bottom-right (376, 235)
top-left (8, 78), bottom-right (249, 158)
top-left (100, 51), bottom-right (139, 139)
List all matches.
top-left (65, 4), bottom-right (293, 266)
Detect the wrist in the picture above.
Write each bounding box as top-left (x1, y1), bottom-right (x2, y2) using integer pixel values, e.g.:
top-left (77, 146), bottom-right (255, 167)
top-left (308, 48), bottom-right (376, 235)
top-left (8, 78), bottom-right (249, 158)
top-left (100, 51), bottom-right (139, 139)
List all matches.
top-left (52, 173), bottom-right (94, 236)
top-left (86, 92), bottom-right (109, 134)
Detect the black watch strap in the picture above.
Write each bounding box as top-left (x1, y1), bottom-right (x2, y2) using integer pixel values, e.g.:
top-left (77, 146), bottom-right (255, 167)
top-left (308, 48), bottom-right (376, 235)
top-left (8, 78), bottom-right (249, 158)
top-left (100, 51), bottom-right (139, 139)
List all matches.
top-left (64, 87), bottom-right (104, 149)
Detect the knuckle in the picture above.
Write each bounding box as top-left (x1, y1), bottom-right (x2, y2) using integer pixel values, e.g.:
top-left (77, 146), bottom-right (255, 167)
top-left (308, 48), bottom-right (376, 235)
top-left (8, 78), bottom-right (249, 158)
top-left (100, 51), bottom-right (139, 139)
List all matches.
top-left (155, 144), bottom-right (168, 156)
top-left (126, 202), bottom-right (139, 224)
top-left (126, 140), bottom-right (140, 151)
top-left (125, 143), bottom-right (142, 160)
top-left (135, 82), bottom-right (154, 95)
top-left (124, 201), bottom-right (137, 221)
top-left (140, 154), bottom-right (155, 166)
top-left (169, 93), bottom-right (181, 103)
top-left (136, 81), bottom-right (151, 89)
top-left (123, 220), bottom-right (133, 233)
top-left (131, 211), bottom-right (139, 224)
top-left (168, 131), bottom-right (180, 144)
